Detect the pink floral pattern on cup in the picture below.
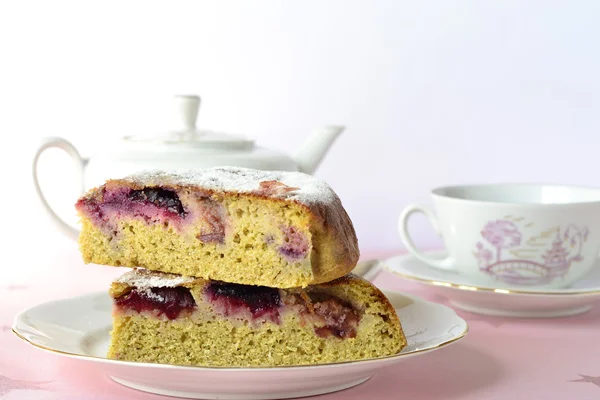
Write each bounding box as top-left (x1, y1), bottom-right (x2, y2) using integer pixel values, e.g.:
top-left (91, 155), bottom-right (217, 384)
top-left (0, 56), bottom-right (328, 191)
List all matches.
top-left (481, 220), bottom-right (523, 262)
top-left (474, 219), bottom-right (589, 285)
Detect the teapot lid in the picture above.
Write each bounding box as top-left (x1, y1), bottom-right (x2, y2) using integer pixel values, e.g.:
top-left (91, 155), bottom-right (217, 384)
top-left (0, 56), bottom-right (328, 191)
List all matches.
top-left (122, 95), bottom-right (254, 150)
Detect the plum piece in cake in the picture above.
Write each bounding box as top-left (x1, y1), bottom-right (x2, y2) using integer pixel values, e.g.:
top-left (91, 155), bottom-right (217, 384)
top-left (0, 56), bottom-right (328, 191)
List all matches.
top-left (76, 167), bottom-right (359, 288)
top-left (107, 269), bottom-right (406, 367)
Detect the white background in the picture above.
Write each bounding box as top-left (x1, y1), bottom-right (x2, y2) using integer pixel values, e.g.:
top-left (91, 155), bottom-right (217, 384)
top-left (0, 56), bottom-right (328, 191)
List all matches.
top-left (2, 1), bottom-right (599, 256)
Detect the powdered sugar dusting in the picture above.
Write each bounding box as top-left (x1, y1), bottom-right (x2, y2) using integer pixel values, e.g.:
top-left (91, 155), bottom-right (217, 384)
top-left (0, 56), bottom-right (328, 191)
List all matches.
top-left (114, 268), bottom-right (196, 288)
top-left (120, 167), bottom-right (337, 206)
top-left (139, 287), bottom-right (165, 302)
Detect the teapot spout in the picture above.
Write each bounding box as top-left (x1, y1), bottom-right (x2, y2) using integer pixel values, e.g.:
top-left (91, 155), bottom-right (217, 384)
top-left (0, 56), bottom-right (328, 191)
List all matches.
top-left (294, 125), bottom-right (345, 174)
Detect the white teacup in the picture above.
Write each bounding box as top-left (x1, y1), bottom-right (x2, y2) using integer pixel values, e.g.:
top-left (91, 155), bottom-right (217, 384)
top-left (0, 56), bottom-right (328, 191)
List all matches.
top-left (399, 184), bottom-right (600, 289)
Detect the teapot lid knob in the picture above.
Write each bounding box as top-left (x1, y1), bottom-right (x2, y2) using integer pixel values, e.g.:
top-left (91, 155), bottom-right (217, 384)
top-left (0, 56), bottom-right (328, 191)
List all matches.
top-left (174, 95), bottom-right (200, 132)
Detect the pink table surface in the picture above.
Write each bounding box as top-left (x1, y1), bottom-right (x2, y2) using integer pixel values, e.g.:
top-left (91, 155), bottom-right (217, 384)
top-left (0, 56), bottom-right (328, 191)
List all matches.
top-left (2, 243), bottom-right (600, 400)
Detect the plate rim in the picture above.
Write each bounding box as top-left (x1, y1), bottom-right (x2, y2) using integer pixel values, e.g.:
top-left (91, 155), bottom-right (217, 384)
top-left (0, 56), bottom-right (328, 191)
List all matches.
top-left (384, 251), bottom-right (600, 297)
top-left (12, 291), bottom-right (468, 372)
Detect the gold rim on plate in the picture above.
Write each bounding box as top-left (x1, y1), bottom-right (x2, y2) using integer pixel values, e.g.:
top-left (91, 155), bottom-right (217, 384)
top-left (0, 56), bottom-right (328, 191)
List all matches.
top-left (11, 292), bottom-right (468, 371)
top-left (383, 257), bottom-right (600, 297)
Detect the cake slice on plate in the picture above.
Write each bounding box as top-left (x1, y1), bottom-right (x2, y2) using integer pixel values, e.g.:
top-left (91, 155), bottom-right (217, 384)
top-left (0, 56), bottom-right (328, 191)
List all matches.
top-left (76, 167), bottom-right (359, 288)
top-left (108, 269), bottom-right (406, 367)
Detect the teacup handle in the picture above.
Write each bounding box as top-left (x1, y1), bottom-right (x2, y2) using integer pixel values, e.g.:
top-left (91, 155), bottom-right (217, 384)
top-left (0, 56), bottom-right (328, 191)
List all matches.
top-left (398, 204), bottom-right (455, 270)
top-left (32, 137), bottom-right (85, 241)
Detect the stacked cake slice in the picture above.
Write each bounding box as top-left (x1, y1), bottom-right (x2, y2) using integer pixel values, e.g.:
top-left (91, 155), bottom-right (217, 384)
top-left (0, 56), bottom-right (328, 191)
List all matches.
top-left (76, 167), bottom-right (406, 367)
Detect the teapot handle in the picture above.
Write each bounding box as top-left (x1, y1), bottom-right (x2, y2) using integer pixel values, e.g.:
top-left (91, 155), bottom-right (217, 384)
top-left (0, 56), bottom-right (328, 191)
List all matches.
top-left (32, 137), bottom-right (85, 240)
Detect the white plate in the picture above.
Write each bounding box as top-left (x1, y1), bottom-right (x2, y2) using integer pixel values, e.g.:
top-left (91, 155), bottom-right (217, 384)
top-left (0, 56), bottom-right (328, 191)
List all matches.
top-left (383, 251), bottom-right (600, 318)
top-left (12, 291), bottom-right (467, 400)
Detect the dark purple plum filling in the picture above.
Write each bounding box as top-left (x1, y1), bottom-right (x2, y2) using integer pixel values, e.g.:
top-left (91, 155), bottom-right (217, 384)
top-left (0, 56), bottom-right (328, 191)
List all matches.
top-left (280, 246), bottom-right (306, 259)
top-left (115, 287), bottom-right (197, 320)
top-left (128, 188), bottom-right (186, 217)
top-left (205, 282), bottom-right (282, 323)
top-left (311, 297), bottom-right (360, 339)
top-left (75, 186), bottom-right (188, 231)
top-left (76, 186), bottom-right (232, 243)
top-left (76, 197), bottom-right (104, 224)
top-left (278, 226), bottom-right (309, 260)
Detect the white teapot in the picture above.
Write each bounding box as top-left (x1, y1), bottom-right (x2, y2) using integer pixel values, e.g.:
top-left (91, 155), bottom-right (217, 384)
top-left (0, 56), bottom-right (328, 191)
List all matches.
top-left (33, 95), bottom-right (344, 240)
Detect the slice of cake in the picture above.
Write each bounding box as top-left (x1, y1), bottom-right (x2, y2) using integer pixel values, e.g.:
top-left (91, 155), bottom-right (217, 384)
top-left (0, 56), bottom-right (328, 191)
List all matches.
top-left (108, 269), bottom-right (406, 367)
top-left (76, 167), bottom-right (359, 288)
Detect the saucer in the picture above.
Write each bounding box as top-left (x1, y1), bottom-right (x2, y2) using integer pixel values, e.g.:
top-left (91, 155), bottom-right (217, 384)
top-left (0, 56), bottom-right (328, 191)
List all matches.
top-left (12, 291), bottom-right (467, 399)
top-left (383, 251), bottom-right (600, 318)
